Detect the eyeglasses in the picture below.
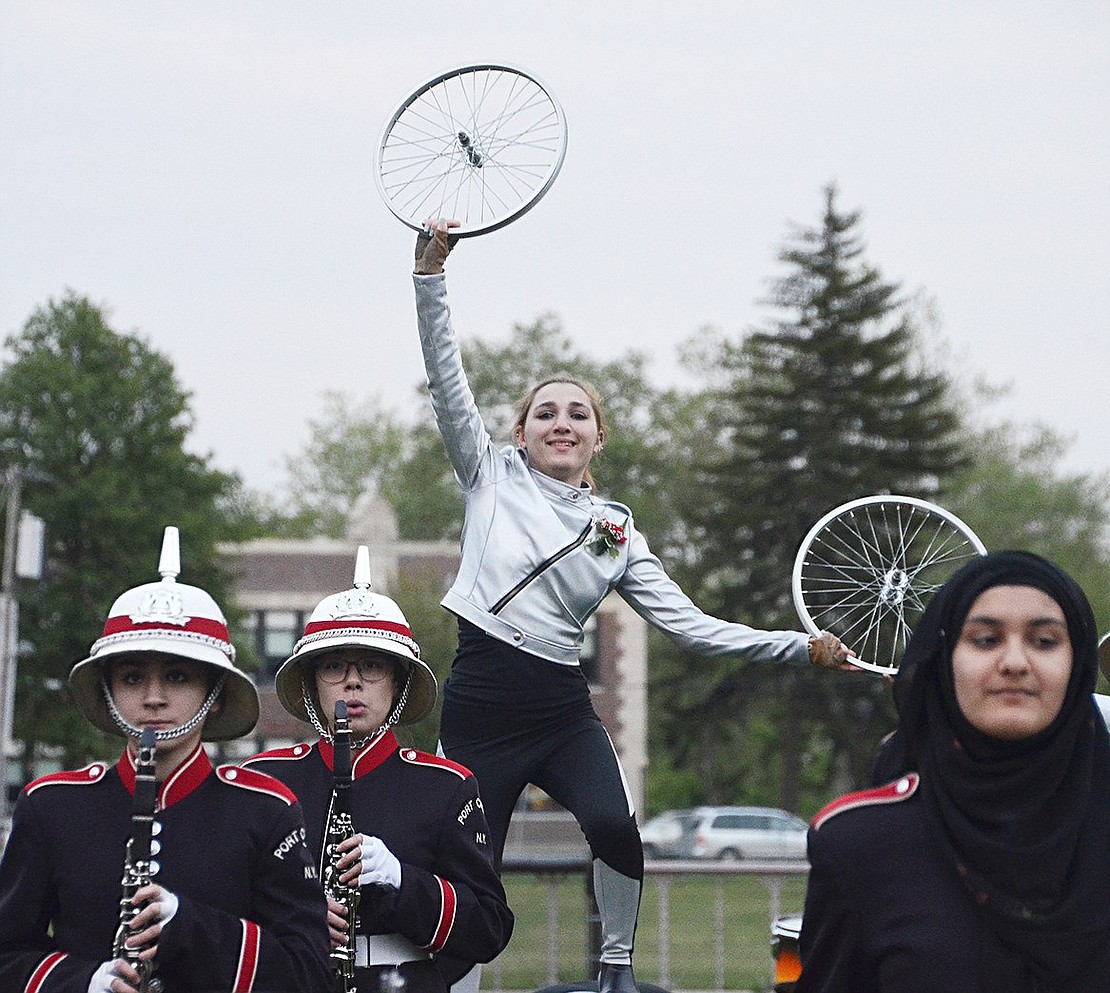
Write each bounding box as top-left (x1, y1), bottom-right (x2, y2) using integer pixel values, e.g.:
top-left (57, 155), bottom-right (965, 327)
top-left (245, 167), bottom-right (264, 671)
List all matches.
top-left (314, 657), bottom-right (393, 684)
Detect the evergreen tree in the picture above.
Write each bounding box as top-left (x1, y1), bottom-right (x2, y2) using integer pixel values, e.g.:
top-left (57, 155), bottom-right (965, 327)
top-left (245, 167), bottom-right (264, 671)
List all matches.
top-left (0, 292), bottom-right (246, 769)
top-left (654, 185), bottom-right (968, 811)
top-left (944, 419), bottom-right (1110, 647)
top-left (697, 183), bottom-right (966, 623)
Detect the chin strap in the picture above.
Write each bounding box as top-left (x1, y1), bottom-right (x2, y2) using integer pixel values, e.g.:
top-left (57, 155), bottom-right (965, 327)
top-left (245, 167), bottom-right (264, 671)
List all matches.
top-left (102, 674), bottom-right (226, 742)
top-left (301, 669), bottom-right (413, 748)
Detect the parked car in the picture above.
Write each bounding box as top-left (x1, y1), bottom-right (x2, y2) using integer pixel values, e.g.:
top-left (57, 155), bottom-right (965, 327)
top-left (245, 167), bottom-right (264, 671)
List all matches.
top-left (638, 808), bottom-right (698, 860)
top-left (678, 805), bottom-right (809, 861)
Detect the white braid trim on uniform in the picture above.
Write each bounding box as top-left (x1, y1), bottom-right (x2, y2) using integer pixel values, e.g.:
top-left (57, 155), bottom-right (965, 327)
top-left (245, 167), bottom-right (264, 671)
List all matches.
top-left (102, 673), bottom-right (226, 741)
top-left (91, 628), bottom-right (236, 661)
top-left (301, 669), bottom-right (412, 748)
top-left (291, 626), bottom-right (419, 659)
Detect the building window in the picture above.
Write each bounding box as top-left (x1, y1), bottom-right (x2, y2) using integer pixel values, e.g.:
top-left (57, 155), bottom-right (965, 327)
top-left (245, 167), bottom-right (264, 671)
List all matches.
top-left (255, 610), bottom-right (303, 681)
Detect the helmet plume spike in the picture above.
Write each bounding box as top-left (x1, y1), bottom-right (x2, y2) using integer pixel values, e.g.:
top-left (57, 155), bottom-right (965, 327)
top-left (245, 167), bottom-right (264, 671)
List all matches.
top-left (273, 543), bottom-right (437, 727)
top-left (158, 526), bottom-right (181, 582)
top-left (353, 545), bottom-right (371, 590)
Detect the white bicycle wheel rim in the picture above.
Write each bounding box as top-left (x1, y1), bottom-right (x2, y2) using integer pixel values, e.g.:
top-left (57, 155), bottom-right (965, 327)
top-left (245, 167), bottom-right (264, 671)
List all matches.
top-left (792, 495), bottom-right (987, 675)
top-left (374, 63), bottom-right (568, 236)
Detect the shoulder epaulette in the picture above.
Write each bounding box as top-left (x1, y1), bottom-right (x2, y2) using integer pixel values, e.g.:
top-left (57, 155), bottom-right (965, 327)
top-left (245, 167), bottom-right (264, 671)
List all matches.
top-left (398, 748), bottom-right (470, 780)
top-left (26, 763), bottom-right (109, 795)
top-left (242, 743), bottom-right (315, 765)
top-left (217, 764), bottom-right (299, 805)
top-left (812, 773), bottom-right (919, 832)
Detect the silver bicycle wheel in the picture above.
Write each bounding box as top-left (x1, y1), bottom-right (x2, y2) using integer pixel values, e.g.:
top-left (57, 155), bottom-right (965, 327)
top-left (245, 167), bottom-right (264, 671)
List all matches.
top-left (792, 496), bottom-right (986, 675)
top-left (374, 63), bottom-right (568, 236)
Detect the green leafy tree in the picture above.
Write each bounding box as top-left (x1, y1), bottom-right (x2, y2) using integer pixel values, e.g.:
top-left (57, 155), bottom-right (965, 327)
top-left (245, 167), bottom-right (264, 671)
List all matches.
top-left (273, 391), bottom-right (412, 539)
top-left (654, 185), bottom-right (969, 812)
top-left (0, 292), bottom-right (248, 770)
top-left (382, 424), bottom-right (467, 542)
top-left (944, 419), bottom-right (1110, 654)
top-left (258, 389), bottom-right (461, 543)
top-left (268, 313), bottom-right (706, 551)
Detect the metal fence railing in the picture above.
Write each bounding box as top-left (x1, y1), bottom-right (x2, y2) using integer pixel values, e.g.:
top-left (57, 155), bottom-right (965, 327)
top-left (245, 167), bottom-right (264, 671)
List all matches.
top-left (486, 856), bottom-right (809, 993)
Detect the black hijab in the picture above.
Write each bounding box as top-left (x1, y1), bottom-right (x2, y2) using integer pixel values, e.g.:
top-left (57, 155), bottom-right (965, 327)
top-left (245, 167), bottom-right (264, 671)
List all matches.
top-left (890, 551), bottom-right (1110, 986)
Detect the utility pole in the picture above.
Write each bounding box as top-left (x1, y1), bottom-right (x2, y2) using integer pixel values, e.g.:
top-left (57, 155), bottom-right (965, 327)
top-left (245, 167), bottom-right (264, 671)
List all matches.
top-left (0, 465), bottom-right (22, 828)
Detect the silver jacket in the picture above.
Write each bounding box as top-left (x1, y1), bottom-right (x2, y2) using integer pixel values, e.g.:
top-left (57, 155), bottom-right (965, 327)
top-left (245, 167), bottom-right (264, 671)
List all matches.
top-left (414, 272), bottom-right (810, 669)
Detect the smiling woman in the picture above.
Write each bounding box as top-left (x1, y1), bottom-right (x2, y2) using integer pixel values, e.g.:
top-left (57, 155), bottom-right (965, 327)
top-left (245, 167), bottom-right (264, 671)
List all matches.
top-left (511, 378), bottom-right (605, 488)
top-left (410, 222), bottom-right (853, 993)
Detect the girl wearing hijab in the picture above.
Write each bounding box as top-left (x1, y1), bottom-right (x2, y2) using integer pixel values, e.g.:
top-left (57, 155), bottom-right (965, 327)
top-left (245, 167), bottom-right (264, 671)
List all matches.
top-left (795, 550), bottom-right (1110, 992)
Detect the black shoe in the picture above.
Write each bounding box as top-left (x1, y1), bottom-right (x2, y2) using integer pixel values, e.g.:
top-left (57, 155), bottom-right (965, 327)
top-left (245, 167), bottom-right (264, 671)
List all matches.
top-left (598, 962), bottom-right (638, 993)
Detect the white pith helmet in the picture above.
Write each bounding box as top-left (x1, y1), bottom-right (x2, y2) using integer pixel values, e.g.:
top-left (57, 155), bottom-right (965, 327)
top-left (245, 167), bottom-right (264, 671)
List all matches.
top-left (69, 526), bottom-right (259, 741)
top-left (274, 546), bottom-right (437, 726)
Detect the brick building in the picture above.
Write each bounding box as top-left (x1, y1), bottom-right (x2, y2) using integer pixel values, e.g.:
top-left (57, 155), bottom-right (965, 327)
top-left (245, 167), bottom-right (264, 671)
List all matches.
top-left (220, 491), bottom-right (648, 814)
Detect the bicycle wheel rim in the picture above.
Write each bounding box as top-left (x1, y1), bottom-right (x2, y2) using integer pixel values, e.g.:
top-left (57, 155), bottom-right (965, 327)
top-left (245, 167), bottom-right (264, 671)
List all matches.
top-left (374, 63), bottom-right (568, 236)
top-left (792, 495), bottom-right (987, 675)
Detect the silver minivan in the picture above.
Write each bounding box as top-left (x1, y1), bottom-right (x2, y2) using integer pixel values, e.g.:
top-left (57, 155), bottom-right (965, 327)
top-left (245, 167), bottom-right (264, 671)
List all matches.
top-left (638, 808), bottom-right (699, 860)
top-left (680, 805), bottom-right (809, 861)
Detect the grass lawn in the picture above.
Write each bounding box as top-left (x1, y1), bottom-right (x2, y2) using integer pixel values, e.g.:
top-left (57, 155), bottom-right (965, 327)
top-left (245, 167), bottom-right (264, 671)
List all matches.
top-left (485, 870), bottom-right (808, 992)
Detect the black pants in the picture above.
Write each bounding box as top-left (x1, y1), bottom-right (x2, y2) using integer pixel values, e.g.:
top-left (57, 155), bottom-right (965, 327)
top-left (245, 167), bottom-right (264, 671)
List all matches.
top-left (437, 621), bottom-right (643, 880)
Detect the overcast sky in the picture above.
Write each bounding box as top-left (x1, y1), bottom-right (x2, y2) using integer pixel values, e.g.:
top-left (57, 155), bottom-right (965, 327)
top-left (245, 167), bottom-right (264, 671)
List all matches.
top-left (2, 3), bottom-right (1107, 500)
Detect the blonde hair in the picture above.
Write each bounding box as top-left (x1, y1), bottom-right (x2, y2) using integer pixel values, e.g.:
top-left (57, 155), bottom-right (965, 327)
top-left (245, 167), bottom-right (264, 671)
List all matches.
top-left (512, 375), bottom-right (607, 489)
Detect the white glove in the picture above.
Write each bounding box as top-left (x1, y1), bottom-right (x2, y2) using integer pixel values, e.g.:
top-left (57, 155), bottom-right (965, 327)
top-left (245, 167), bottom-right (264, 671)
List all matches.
top-left (357, 835), bottom-right (402, 889)
top-left (151, 886), bottom-right (180, 928)
top-left (88, 961), bottom-right (121, 993)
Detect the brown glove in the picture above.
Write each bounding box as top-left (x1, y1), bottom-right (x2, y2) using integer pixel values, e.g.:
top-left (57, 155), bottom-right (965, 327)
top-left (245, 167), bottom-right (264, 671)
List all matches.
top-left (413, 219), bottom-right (459, 275)
top-left (808, 631), bottom-right (852, 671)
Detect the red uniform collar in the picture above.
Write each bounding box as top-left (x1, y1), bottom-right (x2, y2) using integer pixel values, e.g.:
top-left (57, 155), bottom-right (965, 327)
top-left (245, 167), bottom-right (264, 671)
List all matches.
top-left (316, 729), bottom-right (398, 778)
top-left (117, 742), bottom-right (213, 810)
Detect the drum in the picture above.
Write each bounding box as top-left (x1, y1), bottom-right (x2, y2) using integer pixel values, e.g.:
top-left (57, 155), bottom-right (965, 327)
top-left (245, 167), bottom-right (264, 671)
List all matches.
top-left (771, 914), bottom-right (803, 991)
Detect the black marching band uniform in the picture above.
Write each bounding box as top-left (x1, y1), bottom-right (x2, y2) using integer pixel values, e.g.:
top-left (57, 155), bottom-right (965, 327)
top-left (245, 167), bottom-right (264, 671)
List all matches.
top-left (246, 732), bottom-right (510, 990)
top-left (0, 527), bottom-right (331, 993)
top-left (245, 545), bottom-right (512, 993)
top-left (0, 746), bottom-right (329, 993)
top-left (794, 773), bottom-right (989, 990)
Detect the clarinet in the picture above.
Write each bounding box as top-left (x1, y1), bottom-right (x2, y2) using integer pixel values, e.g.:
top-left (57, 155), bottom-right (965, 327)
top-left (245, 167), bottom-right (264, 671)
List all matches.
top-left (113, 727), bottom-right (164, 993)
top-left (323, 700), bottom-right (361, 992)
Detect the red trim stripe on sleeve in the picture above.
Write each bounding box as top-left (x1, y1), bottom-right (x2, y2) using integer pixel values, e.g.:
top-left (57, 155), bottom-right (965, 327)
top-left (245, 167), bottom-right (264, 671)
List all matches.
top-left (25, 952), bottom-right (66, 993)
top-left (234, 919), bottom-right (261, 992)
top-left (426, 877), bottom-right (458, 953)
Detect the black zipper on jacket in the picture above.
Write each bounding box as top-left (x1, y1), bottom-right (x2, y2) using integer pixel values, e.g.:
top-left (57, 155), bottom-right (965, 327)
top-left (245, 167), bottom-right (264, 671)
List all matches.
top-left (489, 520), bottom-right (594, 615)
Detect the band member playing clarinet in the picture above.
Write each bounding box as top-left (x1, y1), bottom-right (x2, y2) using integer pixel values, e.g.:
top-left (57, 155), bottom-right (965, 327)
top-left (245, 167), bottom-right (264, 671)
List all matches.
top-left (0, 527), bottom-right (331, 993)
top-left (245, 546), bottom-right (512, 993)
